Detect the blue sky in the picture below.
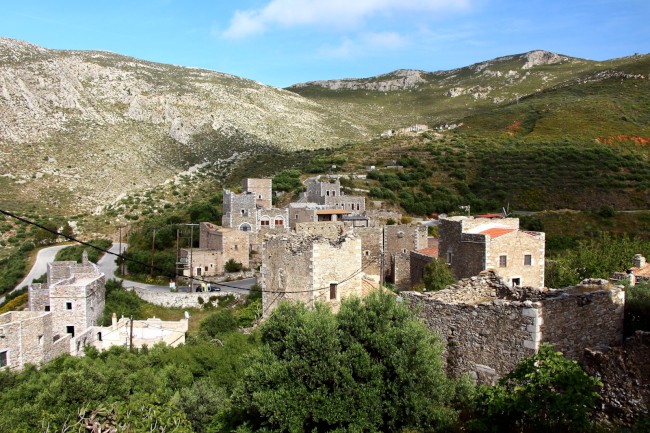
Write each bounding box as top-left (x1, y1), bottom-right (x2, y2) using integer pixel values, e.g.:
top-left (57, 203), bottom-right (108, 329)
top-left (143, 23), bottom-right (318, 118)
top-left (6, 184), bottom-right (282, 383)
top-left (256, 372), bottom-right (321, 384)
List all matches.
top-left (1, 0), bottom-right (648, 88)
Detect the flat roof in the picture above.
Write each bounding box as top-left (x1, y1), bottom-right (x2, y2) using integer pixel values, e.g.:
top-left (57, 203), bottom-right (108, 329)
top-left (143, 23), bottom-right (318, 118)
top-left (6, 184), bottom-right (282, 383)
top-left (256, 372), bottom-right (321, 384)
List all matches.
top-left (316, 209), bottom-right (352, 215)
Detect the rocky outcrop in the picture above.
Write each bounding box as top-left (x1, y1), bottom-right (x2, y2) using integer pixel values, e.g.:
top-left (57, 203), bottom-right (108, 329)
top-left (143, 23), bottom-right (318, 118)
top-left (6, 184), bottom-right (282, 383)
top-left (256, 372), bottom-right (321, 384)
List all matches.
top-left (522, 50), bottom-right (568, 69)
top-left (290, 69), bottom-right (428, 92)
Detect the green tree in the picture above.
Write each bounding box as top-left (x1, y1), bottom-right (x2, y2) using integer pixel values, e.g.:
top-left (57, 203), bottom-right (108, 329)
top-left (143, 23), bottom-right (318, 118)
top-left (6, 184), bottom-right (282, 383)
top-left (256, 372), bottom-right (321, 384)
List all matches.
top-left (224, 258), bottom-right (243, 273)
top-left (470, 345), bottom-right (602, 433)
top-left (228, 292), bottom-right (461, 432)
top-left (423, 257), bottom-right (456, 291)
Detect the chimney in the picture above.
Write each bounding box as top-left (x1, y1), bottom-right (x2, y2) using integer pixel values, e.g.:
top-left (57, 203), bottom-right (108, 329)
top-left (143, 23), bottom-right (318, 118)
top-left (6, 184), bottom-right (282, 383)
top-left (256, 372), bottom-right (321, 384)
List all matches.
top-left (633, 254), bottom-right (646, 268)
top-left (112, 312), bottom-right (117, 330)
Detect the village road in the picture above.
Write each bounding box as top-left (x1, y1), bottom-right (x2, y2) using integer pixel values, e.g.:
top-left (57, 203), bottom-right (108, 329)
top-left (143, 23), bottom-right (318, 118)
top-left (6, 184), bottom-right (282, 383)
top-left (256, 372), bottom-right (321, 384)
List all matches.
top-left (10, 244), bottom-right (70, 293)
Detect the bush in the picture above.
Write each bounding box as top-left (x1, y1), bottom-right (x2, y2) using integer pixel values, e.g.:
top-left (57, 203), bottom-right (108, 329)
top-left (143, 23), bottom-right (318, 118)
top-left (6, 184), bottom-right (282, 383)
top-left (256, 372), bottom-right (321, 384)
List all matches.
top-left (200, 309), bottom-right (238, 338)
top-left (470, 345), bottom-right (602, 432)
top-left (224, 259), bottom-right (243, 273)
top-left (423, 258), bottom-right (456, 291)
top-left (625, 281), bottom-right (650, 335)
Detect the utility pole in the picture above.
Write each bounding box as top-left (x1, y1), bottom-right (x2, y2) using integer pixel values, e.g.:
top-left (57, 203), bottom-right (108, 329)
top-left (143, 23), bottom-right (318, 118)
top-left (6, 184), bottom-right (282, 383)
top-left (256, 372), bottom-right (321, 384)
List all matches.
top-left (380, 226), bottom-right (385, 290)
top-left (175, 227), bottom-right (180, 288)
top-left (129, 316), bottom-right (134, 353)
top-left (150, 227), bottom-right (157, 277)
top-left (118, 224), bottom-right (127, 275)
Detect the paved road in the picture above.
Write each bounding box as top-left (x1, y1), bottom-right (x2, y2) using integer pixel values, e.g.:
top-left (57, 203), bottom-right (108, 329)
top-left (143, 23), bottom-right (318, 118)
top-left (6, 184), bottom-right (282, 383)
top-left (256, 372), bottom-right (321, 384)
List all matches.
top-left (14, 244), bottom-right (69, 290)
top-left (98, 243), bottom-right (255, 295)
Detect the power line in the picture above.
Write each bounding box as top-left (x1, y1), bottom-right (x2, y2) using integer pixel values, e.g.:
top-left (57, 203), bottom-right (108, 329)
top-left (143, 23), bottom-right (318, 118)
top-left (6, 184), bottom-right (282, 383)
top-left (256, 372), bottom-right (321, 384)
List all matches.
top-left (1, 209), bottom-right (380, 295)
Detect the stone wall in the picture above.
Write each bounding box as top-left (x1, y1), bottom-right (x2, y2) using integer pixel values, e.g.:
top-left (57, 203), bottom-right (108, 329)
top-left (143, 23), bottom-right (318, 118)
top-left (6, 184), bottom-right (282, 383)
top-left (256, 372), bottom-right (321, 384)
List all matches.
top-left (131, 286), bottom-right (241, 308)
top-left (181, 249), bottom-right (223, 276)
top-left (324, 194), bottom-right (365, 213)
top-left (353, 226), bottom-right (383, 280)
top-left (582, 331), bottom-right (650, 424)
top-left (439, 219), bottom-right (486, 279)
top-left (28, 283), bottom-right (49, 311)
top-left (295, 221), bottom-right (345, 239)
top-left (384, 224), bottom-right (427, 288)
top-left (403, 272), bottom-right (626, 384)
top-left (243, 178), bottom-right (272, 209)
top-left (487, 230), bottom-right (545, 288)
top-left (0, 311), bottom-right (57, 370)
top-left (410, 250), bottom-right (434, 287)
top-left (541, 280), bottom-right (625, 360)
top-left (222, 189), bottom-right (257, 230)
top-left (261, 232), bottom-right (364, 316)
top-left (261, 235), bottom-right (314, 317)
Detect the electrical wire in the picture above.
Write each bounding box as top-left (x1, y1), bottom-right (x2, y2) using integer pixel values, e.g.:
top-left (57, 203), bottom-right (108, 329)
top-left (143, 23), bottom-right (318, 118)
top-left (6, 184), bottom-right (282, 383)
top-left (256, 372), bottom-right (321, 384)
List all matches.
top-left (1, 208), bottom-right (384, 295)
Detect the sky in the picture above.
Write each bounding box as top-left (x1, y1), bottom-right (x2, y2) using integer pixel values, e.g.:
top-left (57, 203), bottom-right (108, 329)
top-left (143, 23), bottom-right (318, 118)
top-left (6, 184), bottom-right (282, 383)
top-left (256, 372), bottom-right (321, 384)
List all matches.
top-left (1, 0), bottom-right (648, 88)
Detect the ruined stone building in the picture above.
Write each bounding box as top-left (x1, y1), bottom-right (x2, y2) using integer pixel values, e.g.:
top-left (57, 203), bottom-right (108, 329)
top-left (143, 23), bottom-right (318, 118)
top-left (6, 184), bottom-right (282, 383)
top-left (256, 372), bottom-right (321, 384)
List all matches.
top-left (180, 222), bottom-right (250, 277)
top-left (222, 178), bottom-right (289, 234)
top-left (261, 229), bottom-right (379, 317)
top-left (403, 271), bottom-right (625, 384)
top-left (289, 202), bottom-right (352, 229)
top-left (383, 224), bottom-right (428, 289)
top-left (28, 251), bottom-right (105, 340)
top-left (439, 216), bottom-right (545, 288)
top-left (305, 178), bottom-right (365, 214)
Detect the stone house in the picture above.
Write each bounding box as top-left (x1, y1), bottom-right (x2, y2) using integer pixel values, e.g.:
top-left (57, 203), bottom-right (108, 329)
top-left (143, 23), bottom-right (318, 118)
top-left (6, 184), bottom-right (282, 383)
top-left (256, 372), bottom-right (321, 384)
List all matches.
top-left (180, 223), bottom-right (250, 277)
top-left (612, 254), bottom-right (650, 284)
top-left (439, 216), bottom-right (545, 288)
top-left (403, 271), bottom-right (625, 384)
top-left (261, 230), bottom-right (377, 317)
top-left (222, 178), bottom-right (289, 233)
top-left (383, 224), bottom-right (428, 290)
top-left (289, 203), bottom-right (351, 229)
top-left (28, 251), bottom-right (105, 340)
top-left (0, 311), bottom-right (70, 370)
top-left (305, 178), bottom-right (365, 214)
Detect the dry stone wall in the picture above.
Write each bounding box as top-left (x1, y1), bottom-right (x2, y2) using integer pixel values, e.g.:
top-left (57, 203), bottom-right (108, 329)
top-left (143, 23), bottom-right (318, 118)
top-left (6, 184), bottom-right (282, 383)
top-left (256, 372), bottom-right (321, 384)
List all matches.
top-left (403, 272), bottom-right (625, 384)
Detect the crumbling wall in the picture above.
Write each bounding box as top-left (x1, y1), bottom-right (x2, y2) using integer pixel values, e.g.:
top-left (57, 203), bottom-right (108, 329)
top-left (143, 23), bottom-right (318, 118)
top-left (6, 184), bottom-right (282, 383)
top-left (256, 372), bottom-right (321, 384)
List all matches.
top-left (404, 273), bottom-right (626, 385)
top-left (353, 226), bottom-right (382, 280)
top-left (311, 236), bottom-right (362, 312)
top-left (541, 280), bottom-right (625, 360)
top-left (384, 224), bottom-right (426, 286)
top-left (582, 331), bottom-right (650, 425)
top-left (261, 235), bottom-right (314, 317)
top-left (296, 221), bottom-right (345, 239)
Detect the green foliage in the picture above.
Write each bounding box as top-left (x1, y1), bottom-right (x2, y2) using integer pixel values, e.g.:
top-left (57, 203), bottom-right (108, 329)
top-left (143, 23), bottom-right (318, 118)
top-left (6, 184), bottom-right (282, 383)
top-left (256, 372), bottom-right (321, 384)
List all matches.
top-left (228, 292), bottom-right (461, 432)
top-left (224, 258), bottom-right (243, 273)
top-left (100, 279), bottom-right (145, 325)
top-left (625, 280), bottom-right (650, 335)
top-left (0, 250), bottom-right (28, 296)
top-left (545, 232), bottom-right (650, 287)
top-left (470, 345), bottom-right (602, 433)
top-left (54, 238), bottom-right (112, 263)
top-left (423, 258), bottom-right (457, 291)
top-left (272, 169), bottom-right (303, 193)
top-left (200, 309), bottom-right (238, 338)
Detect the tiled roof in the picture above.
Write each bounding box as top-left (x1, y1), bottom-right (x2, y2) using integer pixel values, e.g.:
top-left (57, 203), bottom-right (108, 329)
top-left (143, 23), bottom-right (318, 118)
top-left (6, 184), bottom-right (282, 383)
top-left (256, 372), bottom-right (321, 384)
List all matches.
top-left (479, 228), bottom-right (515, 238)
top-left (475, 213), bottom-right (503, 219)
top-left (632, 264), bottom-right (650, 277)
top-left (416, 246), bottom-right (439, 257)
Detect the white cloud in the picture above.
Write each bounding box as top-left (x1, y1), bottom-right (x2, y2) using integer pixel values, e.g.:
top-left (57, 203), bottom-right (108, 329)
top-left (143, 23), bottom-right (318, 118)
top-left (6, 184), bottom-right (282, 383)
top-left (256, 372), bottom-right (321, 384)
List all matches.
top-left (319, 31), bottom-right (410, 58)
top-left (222, 0), bottom-right (473, 39)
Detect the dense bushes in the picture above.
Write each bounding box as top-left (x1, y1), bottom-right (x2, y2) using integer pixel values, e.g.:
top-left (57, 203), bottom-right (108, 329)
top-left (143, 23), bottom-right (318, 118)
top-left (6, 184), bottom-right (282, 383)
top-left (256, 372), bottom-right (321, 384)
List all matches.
top-left (54, 239), bottom-right (112, 263)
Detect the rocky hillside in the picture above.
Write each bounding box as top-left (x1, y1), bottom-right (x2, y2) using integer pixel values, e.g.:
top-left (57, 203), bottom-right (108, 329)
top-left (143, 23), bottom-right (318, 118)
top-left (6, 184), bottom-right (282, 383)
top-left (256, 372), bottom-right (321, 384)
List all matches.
top-left (288, 50), bottom-right (648, 132)
top-left (0, 38), bottom-right (368, 214)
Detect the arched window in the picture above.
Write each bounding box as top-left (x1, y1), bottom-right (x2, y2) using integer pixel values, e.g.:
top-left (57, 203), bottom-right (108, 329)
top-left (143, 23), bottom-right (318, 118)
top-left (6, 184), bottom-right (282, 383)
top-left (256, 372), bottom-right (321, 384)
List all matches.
top-left (260, 216), bottom-right (270, 226)
top-left (274, 216), bottom-right (285, 227)
top-left (239, 223), bottom-right (252, 232)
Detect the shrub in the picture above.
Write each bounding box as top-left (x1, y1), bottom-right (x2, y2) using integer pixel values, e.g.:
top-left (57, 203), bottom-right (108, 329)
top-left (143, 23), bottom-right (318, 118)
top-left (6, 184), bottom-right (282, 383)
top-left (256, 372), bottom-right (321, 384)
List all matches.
top-left (224, 259), bottom-right (243, 273)
top-left (200, 309), bottom-right (238, 338)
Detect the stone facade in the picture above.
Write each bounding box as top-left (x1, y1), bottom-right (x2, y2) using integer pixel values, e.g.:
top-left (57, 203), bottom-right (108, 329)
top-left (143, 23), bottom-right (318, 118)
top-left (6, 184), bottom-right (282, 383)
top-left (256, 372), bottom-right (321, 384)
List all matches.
top-left (222, 178), bottom-right (289, 234)
top-left (439, 216), bottom-right (545, 288)
top-left (182, 223), bottom-right (250, 276)
top-left (28, 252), bottom-right (105, 340)
top-left (0, 311), bottom-right (57, 370)
top-left (305, 178), bottom-right (365, 213)
top-left (403, 272), bottom-right (625, 384)
top-left (243, 178), bottom-right (272, 210)
top-left (410, 245), bottom-right (439, 287)
top-left (261, 231), bottom-right (366, 317)
top-left (383, 224), bottom-right (428, 289)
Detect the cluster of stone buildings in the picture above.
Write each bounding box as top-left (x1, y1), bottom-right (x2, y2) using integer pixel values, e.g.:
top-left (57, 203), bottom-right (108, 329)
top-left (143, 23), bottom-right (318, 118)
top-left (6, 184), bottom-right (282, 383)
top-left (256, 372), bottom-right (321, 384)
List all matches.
top-left (0, 252), bottom-right (187, 370)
